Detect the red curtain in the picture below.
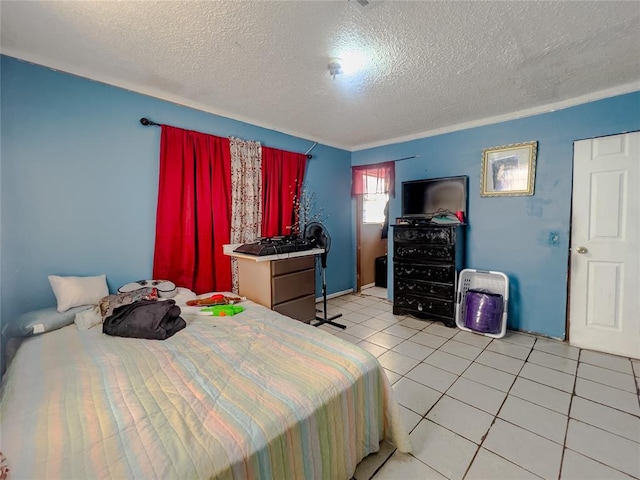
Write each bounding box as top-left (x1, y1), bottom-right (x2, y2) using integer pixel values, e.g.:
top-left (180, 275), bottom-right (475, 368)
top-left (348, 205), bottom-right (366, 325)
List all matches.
top-left (351, 160), bottom-right (395, 196)
top-left (261, 147), bottom-right (307, 237)
top-left (153, 125), bottom-right (232, 294)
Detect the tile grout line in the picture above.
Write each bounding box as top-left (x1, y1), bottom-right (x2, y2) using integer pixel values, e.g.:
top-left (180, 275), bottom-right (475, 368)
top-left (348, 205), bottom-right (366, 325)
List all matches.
top-left (368, 322), bottom-right (489, 479)
top-left (334, 295), bottom-right (640, 479)
top-left (398, 320), bottom-right (637, 416)
top-left (395, 327), bottom-right (523, 479)
top-left (390, 327), bottom-right (623, 479)
top-left (460, 335), bottom-right (542, 480)
top-left (566, 351), bottom-right (640, 479)
top-left (556, 345), bottom-right (581, 480)
top-left (391, 330), bottom-right (554, 479)
top-left (455, 332), bottom-right (500, 480)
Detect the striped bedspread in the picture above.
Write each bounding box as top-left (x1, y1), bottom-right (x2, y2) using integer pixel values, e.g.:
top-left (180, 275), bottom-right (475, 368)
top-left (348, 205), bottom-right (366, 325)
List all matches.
top-left (0, 300), bottom-right (410, 479)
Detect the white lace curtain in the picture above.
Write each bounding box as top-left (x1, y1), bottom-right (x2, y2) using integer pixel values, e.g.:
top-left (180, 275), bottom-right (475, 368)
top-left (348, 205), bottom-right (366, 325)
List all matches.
top-left (229, 137), bottom-right (262, 293)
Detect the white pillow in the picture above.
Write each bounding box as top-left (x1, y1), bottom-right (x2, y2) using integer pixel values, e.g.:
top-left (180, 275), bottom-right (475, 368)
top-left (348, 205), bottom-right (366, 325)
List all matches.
top-left (48, 274), bottom-right (109, 312)
top-left (6, 305), bottom-right (90, 337)
top-left (74, 305), bottom-right (103, 330)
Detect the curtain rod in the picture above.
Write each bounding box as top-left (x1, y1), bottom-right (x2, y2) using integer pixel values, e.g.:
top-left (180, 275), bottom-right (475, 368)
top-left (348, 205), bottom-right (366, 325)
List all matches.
top-left (140, 117), bottom-right (313, 159)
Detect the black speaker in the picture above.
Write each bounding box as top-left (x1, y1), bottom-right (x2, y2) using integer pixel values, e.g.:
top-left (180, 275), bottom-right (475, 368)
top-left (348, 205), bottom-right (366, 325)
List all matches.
top-left (375, 255), bottom-right (387, 288)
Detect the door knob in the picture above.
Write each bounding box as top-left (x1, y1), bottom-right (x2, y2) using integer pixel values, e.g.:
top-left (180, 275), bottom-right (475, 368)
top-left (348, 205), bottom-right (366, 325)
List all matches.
top-left (576, 246), bottom-right (588, 254)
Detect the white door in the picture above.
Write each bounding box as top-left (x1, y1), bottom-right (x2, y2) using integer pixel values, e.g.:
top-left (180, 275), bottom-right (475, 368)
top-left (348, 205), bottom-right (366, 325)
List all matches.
top-left (569, 131), bottom-right (640, 359)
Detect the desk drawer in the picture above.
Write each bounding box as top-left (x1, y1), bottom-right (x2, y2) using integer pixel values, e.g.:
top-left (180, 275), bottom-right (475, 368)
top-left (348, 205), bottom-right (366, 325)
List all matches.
top-left (273, 294), bottom-right (315, 323)
top-left (272, 269), bottom-right (315, 304)
top-left (272, 256), bottom-right (315, 275)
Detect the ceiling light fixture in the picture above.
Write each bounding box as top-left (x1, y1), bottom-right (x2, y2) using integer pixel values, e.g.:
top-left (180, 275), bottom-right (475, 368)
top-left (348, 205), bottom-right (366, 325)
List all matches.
top-left (339, 50), bottom-right (367, 75)
top-left (328, 58), bottom-right (343, 79)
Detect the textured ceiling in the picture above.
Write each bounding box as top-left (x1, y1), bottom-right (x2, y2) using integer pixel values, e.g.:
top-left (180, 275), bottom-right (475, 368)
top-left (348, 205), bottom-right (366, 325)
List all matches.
top-left (2, 1), bottom-right (639, 150)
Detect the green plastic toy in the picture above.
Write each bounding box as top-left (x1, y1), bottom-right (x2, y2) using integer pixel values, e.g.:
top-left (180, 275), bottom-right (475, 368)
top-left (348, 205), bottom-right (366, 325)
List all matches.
top-left (198, 305), bottom-right (245, 316)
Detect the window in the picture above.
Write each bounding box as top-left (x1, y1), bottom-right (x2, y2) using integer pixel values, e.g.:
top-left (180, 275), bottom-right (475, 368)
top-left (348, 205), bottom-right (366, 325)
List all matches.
top-left (351, 162), bottom-right (394, 227)
top-left (362, 175), bottom-right (388, 224)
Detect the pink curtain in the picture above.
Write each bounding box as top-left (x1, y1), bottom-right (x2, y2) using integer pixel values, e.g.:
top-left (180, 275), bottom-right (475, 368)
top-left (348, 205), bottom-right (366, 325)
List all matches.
top-left (351, 160), bottom-right (395, 196)
top-left (153, 125), bottom-right (232, 294)
top-left (261, 147), bottom-right (307, 237)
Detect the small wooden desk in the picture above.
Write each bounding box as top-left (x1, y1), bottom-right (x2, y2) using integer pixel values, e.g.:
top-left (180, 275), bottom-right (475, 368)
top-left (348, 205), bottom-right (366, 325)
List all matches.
top-left (223, 245), bottom-right (323, 323)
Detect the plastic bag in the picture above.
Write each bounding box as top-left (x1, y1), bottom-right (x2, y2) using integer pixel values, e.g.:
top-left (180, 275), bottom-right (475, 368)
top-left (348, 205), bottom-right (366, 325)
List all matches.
top-left (464, 289), bottom-right (504, 334)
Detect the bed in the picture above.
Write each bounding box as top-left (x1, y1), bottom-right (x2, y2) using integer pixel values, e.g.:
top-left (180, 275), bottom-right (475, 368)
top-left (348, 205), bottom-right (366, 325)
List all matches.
top-left (0, 298), bottom-right (410, 479)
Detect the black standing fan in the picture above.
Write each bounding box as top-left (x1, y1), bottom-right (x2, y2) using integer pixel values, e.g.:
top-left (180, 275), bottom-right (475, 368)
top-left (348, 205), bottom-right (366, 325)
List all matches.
top-left (304, 222), bottom-right (346, 329)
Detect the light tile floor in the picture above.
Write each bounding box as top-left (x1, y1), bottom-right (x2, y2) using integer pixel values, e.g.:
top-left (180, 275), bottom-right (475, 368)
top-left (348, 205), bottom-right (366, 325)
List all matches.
top-left (318, 291), bottom-right (640, 480)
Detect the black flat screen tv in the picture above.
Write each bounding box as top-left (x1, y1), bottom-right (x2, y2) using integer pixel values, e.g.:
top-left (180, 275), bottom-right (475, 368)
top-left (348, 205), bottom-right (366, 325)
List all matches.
top-left (401, 175), bottom-right (468, 218)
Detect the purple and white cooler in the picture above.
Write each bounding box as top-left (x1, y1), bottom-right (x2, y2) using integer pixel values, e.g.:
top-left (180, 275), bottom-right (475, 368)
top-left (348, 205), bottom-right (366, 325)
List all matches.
top-left (464, 289), bottom-right (504, 334)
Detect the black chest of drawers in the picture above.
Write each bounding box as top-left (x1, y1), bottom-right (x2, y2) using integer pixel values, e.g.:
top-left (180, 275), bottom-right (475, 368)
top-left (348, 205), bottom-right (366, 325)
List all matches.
top-left (392, 224), bottom-right (465, 327)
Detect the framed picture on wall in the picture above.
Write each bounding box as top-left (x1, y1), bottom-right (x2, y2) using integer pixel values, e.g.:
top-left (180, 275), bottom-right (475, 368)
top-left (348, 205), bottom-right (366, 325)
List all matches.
top-left (480, 141), bottom-right (537, 197)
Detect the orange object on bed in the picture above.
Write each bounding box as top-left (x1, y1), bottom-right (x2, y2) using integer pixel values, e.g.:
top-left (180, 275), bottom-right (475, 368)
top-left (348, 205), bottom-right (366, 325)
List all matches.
top-left (185, 293), bottom-right (243, 307)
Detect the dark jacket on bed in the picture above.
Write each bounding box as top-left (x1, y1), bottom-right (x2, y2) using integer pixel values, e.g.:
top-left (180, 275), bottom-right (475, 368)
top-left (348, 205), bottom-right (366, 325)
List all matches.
top-left (103, 299), bottom-right (185, 340)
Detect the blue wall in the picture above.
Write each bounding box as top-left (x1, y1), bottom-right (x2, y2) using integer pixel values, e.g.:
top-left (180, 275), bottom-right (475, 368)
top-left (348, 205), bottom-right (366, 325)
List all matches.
top-left (3, 54), bottom-right (638, 339)
top-left (353, 91), bottom-right (640, 338)
top-left (0, 55), bottom-right (352, 324)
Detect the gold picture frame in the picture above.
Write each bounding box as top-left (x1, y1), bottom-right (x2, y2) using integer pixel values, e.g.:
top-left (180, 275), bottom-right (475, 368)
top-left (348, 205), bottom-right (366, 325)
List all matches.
top-left (480, 141), bottom-right (537, 197)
